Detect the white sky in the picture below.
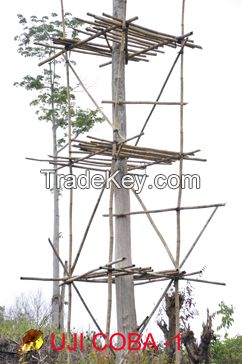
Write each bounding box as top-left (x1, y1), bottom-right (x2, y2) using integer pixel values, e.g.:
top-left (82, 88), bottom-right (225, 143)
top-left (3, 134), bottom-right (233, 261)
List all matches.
top-left (1, 0), bottom-right (242, 341)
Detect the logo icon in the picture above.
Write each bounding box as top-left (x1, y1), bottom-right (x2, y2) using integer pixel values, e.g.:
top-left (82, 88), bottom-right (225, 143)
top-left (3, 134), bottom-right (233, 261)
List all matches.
top-left (18, 329), bottom-right (43, 355)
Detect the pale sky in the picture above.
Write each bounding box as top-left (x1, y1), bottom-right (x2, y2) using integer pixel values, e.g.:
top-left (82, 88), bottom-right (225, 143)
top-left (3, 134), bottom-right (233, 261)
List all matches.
top-left (1, 0), bottom-right (242, 341)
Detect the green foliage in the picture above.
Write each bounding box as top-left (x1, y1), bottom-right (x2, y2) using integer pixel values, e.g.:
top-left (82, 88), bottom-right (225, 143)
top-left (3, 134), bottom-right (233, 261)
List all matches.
top-left (14, 13), bottom-right (104, 146)
top-left (216, 301), bottom-right (234, 338)
top-left (14, 13), bottom-right (80, 59)
top-left (0, 291), bottom-right (51, 341)
top-left (211, 335), bottom-right (242, 364)
top-left (208, 301), bottom-right (241, 363)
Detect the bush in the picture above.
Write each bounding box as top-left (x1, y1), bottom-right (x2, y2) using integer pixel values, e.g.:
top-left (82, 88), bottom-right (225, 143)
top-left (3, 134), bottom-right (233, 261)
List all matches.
top-left (211, 335), bottom-right (242, 363)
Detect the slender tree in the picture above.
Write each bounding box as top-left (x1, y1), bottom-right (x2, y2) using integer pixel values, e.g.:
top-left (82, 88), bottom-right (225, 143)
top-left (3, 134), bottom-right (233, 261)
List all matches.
top-left (14, 13), bottom-right (103, 329)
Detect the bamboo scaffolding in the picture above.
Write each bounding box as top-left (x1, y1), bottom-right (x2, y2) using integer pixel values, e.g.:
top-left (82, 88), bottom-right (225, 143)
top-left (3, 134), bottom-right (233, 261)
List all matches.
top-left (21, 5), bottom-right (226, 360)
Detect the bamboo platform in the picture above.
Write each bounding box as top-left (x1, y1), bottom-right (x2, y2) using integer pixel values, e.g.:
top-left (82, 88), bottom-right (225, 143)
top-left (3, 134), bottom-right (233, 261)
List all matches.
top-left (21, 263), bottom-right (225, 286)
top-left (70, 139), bottom-right (205, 168)
top-left (39, 12), bottom-right (201, 67)
top-left (40, 137), bottom-right (205, 172)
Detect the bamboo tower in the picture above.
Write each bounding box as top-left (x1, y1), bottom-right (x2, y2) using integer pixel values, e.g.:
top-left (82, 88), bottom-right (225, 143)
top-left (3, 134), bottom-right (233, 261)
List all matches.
top-left (22, 1), bottom-right (226, 363)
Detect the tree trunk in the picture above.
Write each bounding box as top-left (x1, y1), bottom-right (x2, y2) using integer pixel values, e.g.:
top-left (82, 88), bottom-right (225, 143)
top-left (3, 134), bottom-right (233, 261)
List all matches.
top-left (183, 310), bottom-right (215, 364)
top-left (157, 291), bottom-right (184, 363)
top-left (112, 0), bottom-right (137, 347)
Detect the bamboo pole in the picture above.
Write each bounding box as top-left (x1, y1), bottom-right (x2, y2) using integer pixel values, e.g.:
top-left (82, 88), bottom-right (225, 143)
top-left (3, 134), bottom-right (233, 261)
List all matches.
top-left (103, 203), bottom-right (225, 217)
top-left (175, 2), bottom-right (186, 362)
top-left (102, 101), bottom-right (188, 105)
top-left (59, 261), bottom-right (67, 330)
top-left (106, 140), bottom-right (116, 340)
top-left (60, 3), bottom-right (73, 345)
top-left (180, 277), bottom-right (226, 286)
top-left (20, 277), bottom-right (66, 282)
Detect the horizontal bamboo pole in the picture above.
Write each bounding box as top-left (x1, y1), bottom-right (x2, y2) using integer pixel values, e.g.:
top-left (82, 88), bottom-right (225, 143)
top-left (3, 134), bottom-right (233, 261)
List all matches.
top-left (99, 58), bottom-right (148, 68)
top-left (103, 203), bottom-right (226, 217)
top-left (21, 276), bottom-right (64, 282)
top-left (117, 132), bottom-right (144, 144)
top-left (135, 277), bottom-right (173, 286)
top-left (180, 277), bottom-right (226, 286)
top-left (102, 101), bottom-right (188, 105)
top-left (105, 257), bottom-right (127, 266)
top-left (86, 135), bottom-right (112, 143)
top-left (87, 12), bottom-right (139, 26)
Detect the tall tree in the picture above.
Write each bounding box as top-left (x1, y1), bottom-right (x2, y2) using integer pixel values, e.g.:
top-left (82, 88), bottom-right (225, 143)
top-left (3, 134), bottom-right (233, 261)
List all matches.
top-left (112, 0), bottom-right (137, 345)
top-left (14, 13), bottom-right (103, 329)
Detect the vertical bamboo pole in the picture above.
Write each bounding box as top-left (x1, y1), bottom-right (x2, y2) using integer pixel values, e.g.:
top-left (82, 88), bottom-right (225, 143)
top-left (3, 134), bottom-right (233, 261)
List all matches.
top-left (59, 261), bottom-right (68, 329)
top-left (66, 53), bottom-right (73, 346)
top-left (50, 59), bottom-right (61, 328)
top-left (112, 0), bottom-right (137, 353)
top-left (175, 1), bottom-right (185, 363)
top-left (106, 143), bottom-right (116, 340)
top-left (60, 2), bottom-right (73, 361)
